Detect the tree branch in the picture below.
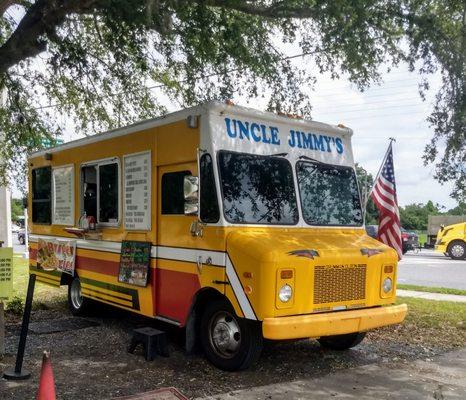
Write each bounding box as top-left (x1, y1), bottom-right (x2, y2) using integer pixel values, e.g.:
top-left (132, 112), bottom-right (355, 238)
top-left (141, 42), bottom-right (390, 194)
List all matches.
top-left (0, 0), bottom-right (97, 75)
top-left (202, 0), bottom-right (319, 19)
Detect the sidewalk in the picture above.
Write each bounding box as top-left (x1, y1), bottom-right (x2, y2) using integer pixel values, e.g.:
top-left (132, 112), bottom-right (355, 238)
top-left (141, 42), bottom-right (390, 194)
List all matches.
top-left (200, 348), bottom-right (466, 399)
top-left (397, 289), bottom-right (466, 303)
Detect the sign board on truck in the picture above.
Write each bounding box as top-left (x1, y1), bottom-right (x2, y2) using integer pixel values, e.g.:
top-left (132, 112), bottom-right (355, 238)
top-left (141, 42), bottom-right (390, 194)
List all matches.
top-left (0, 247), bottom-right (13, 301)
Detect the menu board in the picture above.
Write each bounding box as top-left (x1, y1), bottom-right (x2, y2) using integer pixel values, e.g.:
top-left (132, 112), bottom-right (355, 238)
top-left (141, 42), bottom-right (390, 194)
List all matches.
top-left (124, 152), bottom-right (151, 230)
top-left (52, 165), bottom-right (74, 225)
top-left (0, 247), bottom-right (13, 301)
top-left (118, 241), bottom-right (151, 287)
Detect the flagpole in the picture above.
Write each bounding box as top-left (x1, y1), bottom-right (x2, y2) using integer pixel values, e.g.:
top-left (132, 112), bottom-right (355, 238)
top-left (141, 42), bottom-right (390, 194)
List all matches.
top-left (364, 138), bottom-right (396, 210)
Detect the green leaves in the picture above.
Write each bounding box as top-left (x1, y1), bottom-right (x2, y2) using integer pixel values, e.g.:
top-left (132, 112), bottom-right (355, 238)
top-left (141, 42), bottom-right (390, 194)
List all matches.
top-left (0, 0), bottom-right (464, 200)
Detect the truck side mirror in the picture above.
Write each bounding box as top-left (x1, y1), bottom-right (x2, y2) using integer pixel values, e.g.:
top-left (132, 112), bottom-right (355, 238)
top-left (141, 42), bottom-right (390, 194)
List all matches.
top-left (22, 196), bottom-right (28, 209)
top-left (184, 175), bottom-right (199, 216)
top-left (440, 224), bottom-right (445, 231)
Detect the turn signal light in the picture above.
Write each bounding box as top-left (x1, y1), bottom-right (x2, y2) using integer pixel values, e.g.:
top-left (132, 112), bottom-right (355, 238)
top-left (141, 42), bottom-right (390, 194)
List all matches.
top-left (280, 270), bottom-right (293, 279)
top-left (243, 272), bottom-right (253, 279)
top-left (384, 265), bottom-right (394, 274)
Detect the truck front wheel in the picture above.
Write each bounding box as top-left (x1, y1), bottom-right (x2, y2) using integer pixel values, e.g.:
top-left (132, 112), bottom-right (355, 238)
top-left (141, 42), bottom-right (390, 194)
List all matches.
top-left (68, 277), bottom-right (90, 316)
top-left (447, 241), bottom-right (466, 260)
top-left (200, 299), bottom-right (263, 371)
top-left (318, 332), bottom-right (366, 350)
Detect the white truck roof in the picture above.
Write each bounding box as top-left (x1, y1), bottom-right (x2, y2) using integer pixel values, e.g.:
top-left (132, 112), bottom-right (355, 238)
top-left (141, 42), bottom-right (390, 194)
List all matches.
top-left (30, 101), bottom-right (354, 166)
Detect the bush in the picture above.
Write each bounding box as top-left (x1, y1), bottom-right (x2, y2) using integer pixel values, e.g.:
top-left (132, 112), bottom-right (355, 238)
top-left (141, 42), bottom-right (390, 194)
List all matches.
top-left (7, 296), bottom-right (24, 316)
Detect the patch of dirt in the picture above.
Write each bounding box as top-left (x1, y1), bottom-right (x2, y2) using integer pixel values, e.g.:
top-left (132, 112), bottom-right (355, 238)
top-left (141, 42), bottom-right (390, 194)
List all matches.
top-left (0, 301), bottom-right (464, 400)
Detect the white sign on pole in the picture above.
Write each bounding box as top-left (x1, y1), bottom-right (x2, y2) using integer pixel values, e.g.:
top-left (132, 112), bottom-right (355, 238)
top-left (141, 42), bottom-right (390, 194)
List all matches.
top-left (124, 152), bottom-right (151, 231)
top-left (52, 165), bottom-right (74, 226)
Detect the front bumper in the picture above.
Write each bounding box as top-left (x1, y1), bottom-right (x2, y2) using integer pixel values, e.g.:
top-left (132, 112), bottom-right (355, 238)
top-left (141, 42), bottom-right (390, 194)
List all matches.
top-left (262, 304), bottom-right (408, 340)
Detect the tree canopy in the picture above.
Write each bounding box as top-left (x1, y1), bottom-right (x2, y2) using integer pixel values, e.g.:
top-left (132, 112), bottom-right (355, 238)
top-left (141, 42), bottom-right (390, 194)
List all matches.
top-left (0, 1), bottom-right (464, 198)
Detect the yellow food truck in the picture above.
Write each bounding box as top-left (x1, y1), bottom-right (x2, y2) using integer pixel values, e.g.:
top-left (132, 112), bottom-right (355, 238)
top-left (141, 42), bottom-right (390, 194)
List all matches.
top-left (435, 222), bottom-right (466, 260)
top-left (28, 101), bottom-right (407, 370)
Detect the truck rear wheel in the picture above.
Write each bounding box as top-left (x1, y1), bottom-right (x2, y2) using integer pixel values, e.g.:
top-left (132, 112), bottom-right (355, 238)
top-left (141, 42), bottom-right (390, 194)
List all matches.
top-left (318, 332), bottom-right (366, 350)
top-left (447, 241), bottom-right (466, 260)
top-left (200, 299), bottom-right (263, 371)
top-left (68, 277), bottom-right (90, 316)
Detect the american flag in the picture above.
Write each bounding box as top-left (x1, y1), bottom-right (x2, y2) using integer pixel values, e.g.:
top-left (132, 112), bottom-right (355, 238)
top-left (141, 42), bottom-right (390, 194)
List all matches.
top-left (370, 144), bottom-right (402, 259)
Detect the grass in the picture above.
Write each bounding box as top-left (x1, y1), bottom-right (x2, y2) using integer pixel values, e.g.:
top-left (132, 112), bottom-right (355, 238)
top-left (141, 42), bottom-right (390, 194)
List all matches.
top-left (7, 254), bottom-right (66, 313)
top-left (397, 296), bottom-right (465, 331)
top-left (398, 284), bottom-right (466, 296)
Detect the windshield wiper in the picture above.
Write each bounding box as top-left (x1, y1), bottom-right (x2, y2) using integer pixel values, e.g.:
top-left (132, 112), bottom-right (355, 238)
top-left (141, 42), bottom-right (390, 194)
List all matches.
top-left (271, 152), bottom-right (288, 158)
top-left (298, 155), bottom-right (324, 163)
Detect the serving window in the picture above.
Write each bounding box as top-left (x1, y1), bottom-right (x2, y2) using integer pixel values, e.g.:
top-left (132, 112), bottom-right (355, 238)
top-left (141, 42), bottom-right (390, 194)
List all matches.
top-left (81, 158), bottom-right (120, 226)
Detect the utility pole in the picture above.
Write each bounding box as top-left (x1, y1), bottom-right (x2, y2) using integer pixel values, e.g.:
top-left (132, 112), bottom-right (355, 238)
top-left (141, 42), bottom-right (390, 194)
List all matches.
top-left (0, 87), bottom-right (12, 247)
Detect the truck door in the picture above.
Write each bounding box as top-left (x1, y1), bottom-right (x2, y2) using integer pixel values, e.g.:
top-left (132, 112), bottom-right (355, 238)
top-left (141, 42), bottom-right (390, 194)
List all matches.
top-left (155, 157), bottom-right (225, 325)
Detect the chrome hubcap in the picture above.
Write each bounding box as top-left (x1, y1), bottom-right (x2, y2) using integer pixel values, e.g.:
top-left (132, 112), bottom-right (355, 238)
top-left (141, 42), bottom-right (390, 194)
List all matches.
top-left (70, 279), bottom-right (83, 310)
top-left (451, 244), bottom-right (465, 258)
top-left (209, 311), bottom-right (241, 358)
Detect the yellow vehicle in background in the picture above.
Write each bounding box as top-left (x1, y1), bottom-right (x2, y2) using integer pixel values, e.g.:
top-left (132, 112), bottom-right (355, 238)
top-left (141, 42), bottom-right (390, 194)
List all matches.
top-left (435, 222), bottom-right (466, 260)
top-left (27, 101), bottom-right (407, 370)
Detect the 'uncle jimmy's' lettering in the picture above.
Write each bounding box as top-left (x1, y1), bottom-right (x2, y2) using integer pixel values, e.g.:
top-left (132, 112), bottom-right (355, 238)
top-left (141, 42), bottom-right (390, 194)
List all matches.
top-left (224, 117), bottom-right (344, 154)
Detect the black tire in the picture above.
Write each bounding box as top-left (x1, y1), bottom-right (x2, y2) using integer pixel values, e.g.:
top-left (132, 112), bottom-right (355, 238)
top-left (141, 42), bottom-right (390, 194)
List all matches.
top-left (200, 299), bottom-right (263, 371)
top-left (318, 332), bottom-right (366, 350)
top-left (447, 241), bottom-right (466, 260)
top-left (68, 277), bottom-right (90, 316)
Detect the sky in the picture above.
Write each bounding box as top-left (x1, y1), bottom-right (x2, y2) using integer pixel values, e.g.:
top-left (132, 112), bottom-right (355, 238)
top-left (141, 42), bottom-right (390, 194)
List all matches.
top-left (311, 66), bottom-right (456, 209)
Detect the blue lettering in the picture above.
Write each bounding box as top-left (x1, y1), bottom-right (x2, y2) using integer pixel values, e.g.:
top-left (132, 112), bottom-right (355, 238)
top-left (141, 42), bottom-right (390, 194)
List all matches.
top-left (335, 138), bottom-right (344, 154)
top-left (270, 127), bottom-right (281, 145)
top-left (296, 131), bottom-right (303, 148)
top-left (312, 134), bottom-right (325, 151)
top-left (225, 118), bottom-right (236, 138)
top-left (237, 120), bottom-right (250, 140)
top-left (250, 123), bottom-right (262, 142)
top-left (301, 132), bottom-right (314, 149)
top-left (288, 130), bottom-right (296, 147)
top-left (261, 124), bottom-right (271, 144)
top-left (324, 135), bottom-right (332, 152)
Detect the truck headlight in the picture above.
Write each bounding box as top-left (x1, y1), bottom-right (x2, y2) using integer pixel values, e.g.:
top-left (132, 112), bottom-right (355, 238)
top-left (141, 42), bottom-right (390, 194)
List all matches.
top-left (278, 284), bottom-right (292, 302)
top-left (382, 277), bottom-right (393, 293)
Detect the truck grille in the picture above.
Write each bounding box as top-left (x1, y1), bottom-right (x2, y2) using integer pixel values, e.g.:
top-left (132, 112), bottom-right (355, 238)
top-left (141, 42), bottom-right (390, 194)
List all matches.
top-left (313, 264), bottom-right (366, 304)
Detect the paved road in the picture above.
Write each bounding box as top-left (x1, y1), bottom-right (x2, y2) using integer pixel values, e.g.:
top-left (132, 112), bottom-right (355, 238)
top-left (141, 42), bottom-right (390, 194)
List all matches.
top-left (201, 348), bottom-right (466, 400)
top-left (398, 249), bottom-right (466, 290)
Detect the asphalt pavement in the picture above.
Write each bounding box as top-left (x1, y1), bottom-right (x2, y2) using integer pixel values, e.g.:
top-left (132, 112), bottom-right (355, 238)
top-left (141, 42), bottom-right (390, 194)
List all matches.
top-left (200, 348), bottom-right (466, 399)
top-left (398, 249), bottom-right (466, 290)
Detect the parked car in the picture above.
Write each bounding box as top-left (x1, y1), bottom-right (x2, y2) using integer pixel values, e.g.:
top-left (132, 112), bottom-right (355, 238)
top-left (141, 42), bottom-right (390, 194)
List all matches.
top-left (401, 228), bottom-right (419, 254)
top-left (11, 223), bottom-right (22, 234)
top-left (17, 229), bottom-right (26, 245)
top-left (367, 225), bottom-right (418, 255)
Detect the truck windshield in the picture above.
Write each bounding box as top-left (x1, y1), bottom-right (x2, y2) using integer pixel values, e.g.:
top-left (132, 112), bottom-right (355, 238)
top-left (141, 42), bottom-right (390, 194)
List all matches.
top-left (296, 161), bottom-right (363, 226)
top-left (218, 151), bottom-right (298, 225)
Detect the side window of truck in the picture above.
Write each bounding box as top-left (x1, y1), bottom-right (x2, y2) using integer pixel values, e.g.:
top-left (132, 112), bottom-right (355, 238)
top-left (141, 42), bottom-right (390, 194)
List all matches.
top-left (99, 163), bottom-right (119, 223)
top-left (32, 166), bottom-right (52, 224)
top-left (200, 154), bottom-right (220, 223)
top-left (161, 171), bottom-right (191, 214)
top-left (81, 160), bottom-right (120, 225)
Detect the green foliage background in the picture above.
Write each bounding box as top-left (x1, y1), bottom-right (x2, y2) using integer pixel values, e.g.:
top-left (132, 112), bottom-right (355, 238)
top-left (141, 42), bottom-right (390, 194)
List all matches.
top-left (0, 1), bottom-right (464, 200)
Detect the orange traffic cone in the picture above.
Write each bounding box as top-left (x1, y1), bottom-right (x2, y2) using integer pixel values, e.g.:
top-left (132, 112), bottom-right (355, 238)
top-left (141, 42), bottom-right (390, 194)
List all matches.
top-left (36, 351), bottom-right (56, 400)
